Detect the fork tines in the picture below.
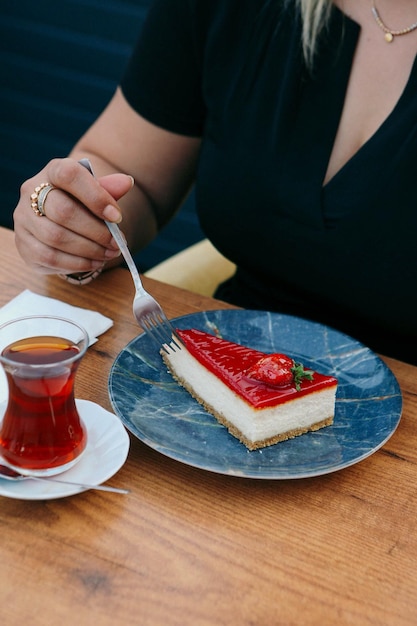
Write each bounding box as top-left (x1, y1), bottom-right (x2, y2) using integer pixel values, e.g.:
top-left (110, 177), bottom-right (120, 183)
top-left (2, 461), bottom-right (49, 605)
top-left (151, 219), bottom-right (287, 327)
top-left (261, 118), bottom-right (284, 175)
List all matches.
top-left (140, 313), bottom-right (182, 353)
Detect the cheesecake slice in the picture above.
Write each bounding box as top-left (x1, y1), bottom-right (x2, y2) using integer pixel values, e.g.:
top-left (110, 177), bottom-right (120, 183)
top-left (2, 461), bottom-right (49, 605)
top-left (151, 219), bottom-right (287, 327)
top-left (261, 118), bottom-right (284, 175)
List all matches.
top-left (162, 328), bottom-right (338, 450)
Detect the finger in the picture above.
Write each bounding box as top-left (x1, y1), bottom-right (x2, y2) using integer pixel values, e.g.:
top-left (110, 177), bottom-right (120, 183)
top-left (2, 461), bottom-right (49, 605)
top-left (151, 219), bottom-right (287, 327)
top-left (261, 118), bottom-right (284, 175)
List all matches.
top-left (31, 186), bottom-right (117, 250)
top-left (97, 173), bottom-right (135, 201)
top-left (15, 227), bottom-right (107, 276)
top-left (38, 206), bottom-right (119, 259)
top-left (15, 212), bottom-right (119, 275)
top-left (41, 158), bottom-right (124, 223)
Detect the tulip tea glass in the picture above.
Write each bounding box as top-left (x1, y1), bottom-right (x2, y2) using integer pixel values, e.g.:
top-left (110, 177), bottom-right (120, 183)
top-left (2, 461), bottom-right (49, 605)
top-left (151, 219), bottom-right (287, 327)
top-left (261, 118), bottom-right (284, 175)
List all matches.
top-left (0, 316), bottom-right (88, 476)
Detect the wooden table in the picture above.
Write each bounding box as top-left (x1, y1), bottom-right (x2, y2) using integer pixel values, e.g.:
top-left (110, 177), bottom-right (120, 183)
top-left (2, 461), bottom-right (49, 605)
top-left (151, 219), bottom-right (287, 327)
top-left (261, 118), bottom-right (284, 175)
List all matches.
top-left (0, 226), bottom-right (416, 626)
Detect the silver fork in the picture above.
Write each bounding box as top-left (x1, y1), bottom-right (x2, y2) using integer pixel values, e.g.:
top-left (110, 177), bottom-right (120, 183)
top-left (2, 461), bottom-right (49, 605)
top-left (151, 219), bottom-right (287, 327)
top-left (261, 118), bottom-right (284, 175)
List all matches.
top-left (79, 159), bottom-right (181, 352)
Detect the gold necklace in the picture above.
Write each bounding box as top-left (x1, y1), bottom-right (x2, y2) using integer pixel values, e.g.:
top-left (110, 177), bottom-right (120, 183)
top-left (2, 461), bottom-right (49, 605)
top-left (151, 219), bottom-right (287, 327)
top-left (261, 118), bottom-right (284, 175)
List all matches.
top-left (371, 1), bottom-right (417, 42)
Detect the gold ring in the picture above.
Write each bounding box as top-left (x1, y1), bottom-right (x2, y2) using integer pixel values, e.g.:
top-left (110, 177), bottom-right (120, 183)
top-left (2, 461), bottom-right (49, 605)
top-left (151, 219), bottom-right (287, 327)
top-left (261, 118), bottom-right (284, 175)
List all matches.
top-left (30, 183), bottom-right (56, 216)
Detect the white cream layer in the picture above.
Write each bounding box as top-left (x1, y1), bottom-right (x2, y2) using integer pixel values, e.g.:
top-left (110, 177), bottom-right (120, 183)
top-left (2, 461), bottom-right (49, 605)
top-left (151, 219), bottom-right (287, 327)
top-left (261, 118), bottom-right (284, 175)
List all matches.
top-left (163, 345), bottom-right (337, 445)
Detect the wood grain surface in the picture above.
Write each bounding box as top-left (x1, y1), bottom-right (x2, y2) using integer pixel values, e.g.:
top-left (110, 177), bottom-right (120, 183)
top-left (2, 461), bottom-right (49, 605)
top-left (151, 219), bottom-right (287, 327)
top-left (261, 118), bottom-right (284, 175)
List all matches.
top-left (0, 227), bottom-right (416, 626)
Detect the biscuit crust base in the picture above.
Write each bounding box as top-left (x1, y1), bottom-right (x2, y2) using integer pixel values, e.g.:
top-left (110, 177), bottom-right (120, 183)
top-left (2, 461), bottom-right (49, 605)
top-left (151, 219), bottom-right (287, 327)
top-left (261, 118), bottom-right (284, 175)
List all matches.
top-left (164, 359), bottom-right (335, 451)
top-left (219, 413), bottom-right (334, 450)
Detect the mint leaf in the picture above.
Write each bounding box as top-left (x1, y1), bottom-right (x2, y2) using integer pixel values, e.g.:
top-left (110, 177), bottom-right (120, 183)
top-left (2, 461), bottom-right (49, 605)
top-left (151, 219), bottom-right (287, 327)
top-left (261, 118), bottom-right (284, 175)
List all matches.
top-left (291, 362), bottom-right (314, 391)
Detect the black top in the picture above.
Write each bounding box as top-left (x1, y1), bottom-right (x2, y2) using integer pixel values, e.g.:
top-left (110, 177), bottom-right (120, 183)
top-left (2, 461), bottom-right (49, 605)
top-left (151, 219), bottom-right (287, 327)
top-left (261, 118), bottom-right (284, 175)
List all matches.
top-left (121, 0), bottom-right (417, 363)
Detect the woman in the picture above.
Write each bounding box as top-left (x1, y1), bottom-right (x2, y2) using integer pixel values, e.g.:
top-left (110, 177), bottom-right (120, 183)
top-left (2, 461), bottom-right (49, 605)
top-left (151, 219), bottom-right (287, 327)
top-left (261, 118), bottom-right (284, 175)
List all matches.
top-left (13, 0), bottom-right (417, 363)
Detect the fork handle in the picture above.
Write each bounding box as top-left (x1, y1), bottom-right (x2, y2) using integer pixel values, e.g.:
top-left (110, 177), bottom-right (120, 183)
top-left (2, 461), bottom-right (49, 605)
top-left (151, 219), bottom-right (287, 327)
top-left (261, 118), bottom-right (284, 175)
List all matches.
top-left (104, 220), bottom-right (145, 295)
top-left (31, 476), bottom-right (129, 494)
top-left (78, 158), bottom-right (145, 295)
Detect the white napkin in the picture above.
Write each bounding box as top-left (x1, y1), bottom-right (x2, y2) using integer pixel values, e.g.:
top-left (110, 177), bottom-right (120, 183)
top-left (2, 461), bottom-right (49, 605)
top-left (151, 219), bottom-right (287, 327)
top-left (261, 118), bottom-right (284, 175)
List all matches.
top-left (0, 289), bottom-right (113, 403)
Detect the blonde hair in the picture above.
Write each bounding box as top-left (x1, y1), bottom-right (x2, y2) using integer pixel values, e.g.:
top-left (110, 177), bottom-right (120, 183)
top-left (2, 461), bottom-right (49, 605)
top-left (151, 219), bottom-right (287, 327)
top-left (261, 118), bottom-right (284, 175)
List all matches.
top-left (294, 0), bottom-right (334, 66)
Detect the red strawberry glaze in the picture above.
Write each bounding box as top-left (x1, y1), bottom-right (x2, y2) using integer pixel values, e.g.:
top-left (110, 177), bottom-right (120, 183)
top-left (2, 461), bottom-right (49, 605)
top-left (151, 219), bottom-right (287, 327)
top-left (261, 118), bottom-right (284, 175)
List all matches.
top-left (175, 329), bottom-right (338, 409)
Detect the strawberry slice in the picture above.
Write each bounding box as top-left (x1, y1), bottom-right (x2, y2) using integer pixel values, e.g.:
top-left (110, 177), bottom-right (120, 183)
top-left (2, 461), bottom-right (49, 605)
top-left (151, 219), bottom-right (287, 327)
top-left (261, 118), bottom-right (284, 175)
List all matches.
top-left (246, 353), bottom-right (314, 391)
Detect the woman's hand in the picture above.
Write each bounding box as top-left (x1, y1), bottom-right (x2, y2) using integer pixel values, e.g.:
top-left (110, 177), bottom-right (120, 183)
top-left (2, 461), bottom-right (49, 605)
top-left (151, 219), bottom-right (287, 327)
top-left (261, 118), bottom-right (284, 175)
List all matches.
top-left (14, 157), bottom-right (133, 276)
top-left (14, 88), bottom-right (201, 280)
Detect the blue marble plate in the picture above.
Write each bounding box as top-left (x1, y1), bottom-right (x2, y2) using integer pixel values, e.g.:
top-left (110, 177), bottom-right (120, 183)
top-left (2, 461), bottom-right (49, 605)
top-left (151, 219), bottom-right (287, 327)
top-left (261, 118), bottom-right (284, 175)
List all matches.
top-left (108, 310), bottom-right (402, 479)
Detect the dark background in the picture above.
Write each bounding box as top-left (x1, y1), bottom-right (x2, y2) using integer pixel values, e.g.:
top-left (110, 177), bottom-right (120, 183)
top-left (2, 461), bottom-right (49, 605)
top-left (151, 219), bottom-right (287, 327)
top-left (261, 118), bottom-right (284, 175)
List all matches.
top-left (0, 0), bottom-right (203, 270)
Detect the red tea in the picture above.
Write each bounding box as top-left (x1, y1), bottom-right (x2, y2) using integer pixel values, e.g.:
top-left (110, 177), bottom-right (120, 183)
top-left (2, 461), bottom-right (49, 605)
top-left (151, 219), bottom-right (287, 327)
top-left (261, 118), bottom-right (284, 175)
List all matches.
top-left (0, 335), bottom-right (86, 471)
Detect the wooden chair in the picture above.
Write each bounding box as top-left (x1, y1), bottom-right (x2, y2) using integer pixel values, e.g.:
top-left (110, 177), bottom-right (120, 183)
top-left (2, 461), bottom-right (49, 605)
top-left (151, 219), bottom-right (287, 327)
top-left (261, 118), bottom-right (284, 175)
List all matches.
top-left (145, 239), bottom-right (236, 297)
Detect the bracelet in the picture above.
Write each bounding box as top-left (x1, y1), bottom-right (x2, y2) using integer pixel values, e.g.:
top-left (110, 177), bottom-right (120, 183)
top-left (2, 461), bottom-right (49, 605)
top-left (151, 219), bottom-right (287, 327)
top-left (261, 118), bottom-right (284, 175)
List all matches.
top-left (58, 267), bottom-right (103, 285)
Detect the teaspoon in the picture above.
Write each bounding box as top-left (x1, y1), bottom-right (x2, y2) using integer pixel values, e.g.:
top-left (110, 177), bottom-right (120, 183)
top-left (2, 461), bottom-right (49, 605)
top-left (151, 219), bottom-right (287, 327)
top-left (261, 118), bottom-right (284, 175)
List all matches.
top-left (0, 463), bottom-right (129, 494)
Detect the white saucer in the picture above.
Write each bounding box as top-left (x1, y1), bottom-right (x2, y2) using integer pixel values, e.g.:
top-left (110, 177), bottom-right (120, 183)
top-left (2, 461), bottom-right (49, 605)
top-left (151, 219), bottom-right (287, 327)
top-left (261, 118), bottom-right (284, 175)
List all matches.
top-left (0, 399), bottom-right (130, 500)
